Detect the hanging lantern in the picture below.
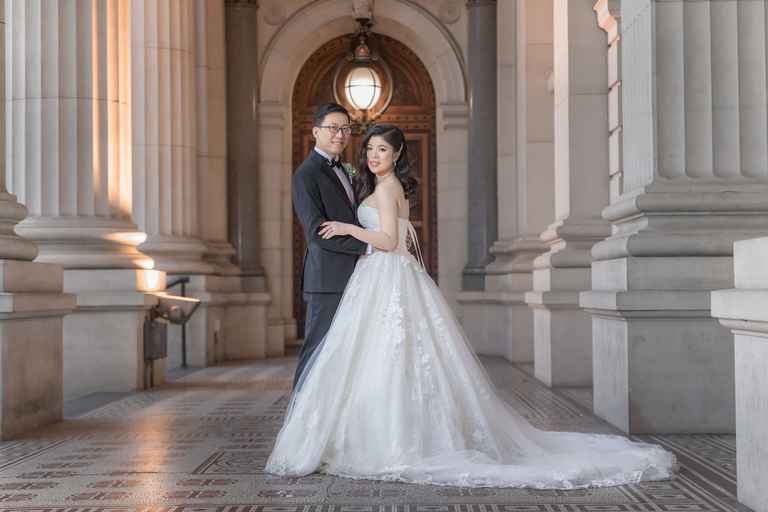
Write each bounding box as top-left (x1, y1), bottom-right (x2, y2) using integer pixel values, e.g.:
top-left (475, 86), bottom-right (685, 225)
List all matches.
top-left (344, 66), bottom-right (382, 111)
top-left (332, 16), bottom-right (393, 131)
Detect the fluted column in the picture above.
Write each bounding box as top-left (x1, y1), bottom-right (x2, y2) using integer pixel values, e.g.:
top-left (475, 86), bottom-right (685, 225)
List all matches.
top-left (229, 0), bottom-right (285, 356)
top-left (0, 1), bottom-right (75, 439)
top-left (0, 0), bottom-right (35, 261)
top-left (158, 0), bottom-right (269, 371)
top-left (226, 0), bottom-right (262, 278)
top-left (132, 0), bottom-right (212, 274)
top-left (196, 0), bottom-right (237, 275)
top-left (581, 0), bottom-right (768, 434)
top-left (462, 0), bottom-right (498, 291)
top-left (524, 0), bottom-right (610, 388)
top-left (459, 0), bottom-right (554, 362)
top-left (6, 0), bottom-right (150, 269)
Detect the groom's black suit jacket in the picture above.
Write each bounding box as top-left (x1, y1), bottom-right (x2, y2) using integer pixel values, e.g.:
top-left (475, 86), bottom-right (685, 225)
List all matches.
top-left (293, 150), bottom-right (367, 293)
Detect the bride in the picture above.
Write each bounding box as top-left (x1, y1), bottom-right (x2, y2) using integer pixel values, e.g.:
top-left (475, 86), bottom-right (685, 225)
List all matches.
top-left (265, 124), bottom-right (676, 488)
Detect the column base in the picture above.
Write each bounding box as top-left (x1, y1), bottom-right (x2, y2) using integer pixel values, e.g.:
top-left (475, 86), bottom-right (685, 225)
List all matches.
top-left (731, 328), bottom-right (768, 512)
top-left (16, 216), bottom-right (153, 269)
top-left (240, 272), bottom-right (283, 357)
top-left (458, 292), bottom-right (533, 362)
top-left (458, 237), bottom-right (545, 361)
top-left (204, 241), bottom-right (240, 276)
top-left (267, 319), bottom-right (289, 358)
top-left (165, 275), bottom-right (270, 369)
top-left (62, 269), bottom-right (167, 401)
top-left (711, 237), bottom-right (768, 512)
top-left (523, 218), bottom-right (608, 387)
top-left (582, 290), bottom-right (735, 434)
top-left (140, 236), bottom-right (215, 274)
top-left (0, 192), bottom-right (37, 261)
top-left (525, 291), bottom-right (592, 387)
top-left (462, 266), bottom-right (488, 291)
top-left (0, 260), bottom-right (75, 439)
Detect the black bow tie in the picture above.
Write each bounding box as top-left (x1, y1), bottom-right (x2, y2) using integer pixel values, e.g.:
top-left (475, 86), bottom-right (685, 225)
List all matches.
top-left (329, 159), bottom-right (343, 171)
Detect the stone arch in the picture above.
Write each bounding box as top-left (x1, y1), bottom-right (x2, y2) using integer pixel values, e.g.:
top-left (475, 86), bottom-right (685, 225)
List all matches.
top-left (255, 0), bottom-right (470, 348)
top-left (259, 0), bottom-right (467, 105)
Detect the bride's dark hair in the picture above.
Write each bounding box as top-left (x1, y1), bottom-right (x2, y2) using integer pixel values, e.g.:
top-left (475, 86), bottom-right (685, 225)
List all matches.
top-left (354, 124), bottom-right (418, 204)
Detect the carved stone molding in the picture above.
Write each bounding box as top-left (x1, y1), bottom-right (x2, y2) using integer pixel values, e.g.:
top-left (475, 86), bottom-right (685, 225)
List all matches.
top-left (352, 0), bottom-right (373, 20)
top-left (261, 0), bottom-right (285, 25)
top-left (439, 0), bottom-right (462, 24)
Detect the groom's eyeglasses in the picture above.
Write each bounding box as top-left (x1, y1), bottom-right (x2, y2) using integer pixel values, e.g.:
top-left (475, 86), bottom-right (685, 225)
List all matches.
top-left (319, 125), bottom-right (354, 137)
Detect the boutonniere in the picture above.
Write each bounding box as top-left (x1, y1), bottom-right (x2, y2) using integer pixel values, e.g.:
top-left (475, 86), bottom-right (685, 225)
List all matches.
top-left (341, 162), bottom-right (358, 178)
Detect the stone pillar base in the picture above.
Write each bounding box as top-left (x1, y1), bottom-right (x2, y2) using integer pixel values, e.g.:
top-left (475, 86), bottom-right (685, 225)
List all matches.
top-left (713, 325), bottom-right (768, 512)
top-left (267, 319), bottom-right (286, 358)
top-left (582, 289), bottom-right (735, 434)
top-left (0, 260), bottom-right (75, 439)
top-left (712, 237), bottom-right (768, 512)
top-left (62, 269), bottom-right (166, 401)
top-left (139, 236), bottom-right (215, 275)
top-left (525, 291), bottom-right (592, 387)
top-left (458, 292), bottom-right (533, 363)
top-left (525, 220), bottom-right (609, 388)
top-left (458, 238), bottom-right (544, 362)
top-left (243, 273), bottom-right (284, 357)
top-left (225, 294), bottom-right (270, 360)
top-left (733, 329), bottom-right (768, 512)
top-left (166, 275), bottom-right (270, 369)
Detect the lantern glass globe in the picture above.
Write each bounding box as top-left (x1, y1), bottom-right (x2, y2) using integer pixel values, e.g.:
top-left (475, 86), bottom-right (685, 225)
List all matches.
top-left (345, 66), bottom-right (382, 111)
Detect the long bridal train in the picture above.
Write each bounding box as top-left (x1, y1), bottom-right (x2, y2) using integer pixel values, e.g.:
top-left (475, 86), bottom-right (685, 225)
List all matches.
top-left (266, 205), bottom-right (676, 489)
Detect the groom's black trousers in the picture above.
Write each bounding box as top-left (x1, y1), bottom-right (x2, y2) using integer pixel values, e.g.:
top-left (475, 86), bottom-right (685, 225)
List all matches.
top-left (294, 292), bottom-right (343, 389)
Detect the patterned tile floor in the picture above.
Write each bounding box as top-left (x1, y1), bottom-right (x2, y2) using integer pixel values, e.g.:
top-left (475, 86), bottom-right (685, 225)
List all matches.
top-left (0, 355), bottom-right (750, 512)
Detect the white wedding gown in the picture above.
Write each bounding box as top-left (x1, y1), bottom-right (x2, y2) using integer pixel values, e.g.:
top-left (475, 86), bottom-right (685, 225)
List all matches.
top-left (266, 205), bottom-right (676, 488)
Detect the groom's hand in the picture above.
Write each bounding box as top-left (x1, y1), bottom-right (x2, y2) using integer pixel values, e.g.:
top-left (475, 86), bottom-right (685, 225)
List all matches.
top-left (319, 221), bottom-right (352, 239)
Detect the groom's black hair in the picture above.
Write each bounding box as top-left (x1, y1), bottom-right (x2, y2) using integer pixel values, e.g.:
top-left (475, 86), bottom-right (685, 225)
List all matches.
top-left (313, 102), bottom-right (350, 127)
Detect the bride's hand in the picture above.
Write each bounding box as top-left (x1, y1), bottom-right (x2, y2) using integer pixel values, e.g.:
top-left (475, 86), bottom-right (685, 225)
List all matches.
top-left (319, 221), bottom-right (352, 239)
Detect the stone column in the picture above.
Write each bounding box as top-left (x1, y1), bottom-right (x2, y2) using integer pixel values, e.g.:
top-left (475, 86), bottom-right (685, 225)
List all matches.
top-left (6, 0), bottom-right (165, 402)
top-left (712, 238), bottom-right (768, 512)
top-left (8, 0), bottom-right (150, 269)
top-left (462, 0), bottom-right (498, 291)
top-left (228, 0), bottom-right (284, 356)
top-left (226, 0), bottom-right (261, 280)
top-left (460, 0), bottom-right (554, 362)
top-left (581, 0), bottom-right (768, 433)
top-left (132, 0), bottom-right (212, 274)
top-left (0, 0), bottom-right (74, 440)
top-left (524, 0), bottom-right (611, 387)
top-left (197, 0), bottom-right (237, 276)
top-left (163, 0), bottom-right (269, 370)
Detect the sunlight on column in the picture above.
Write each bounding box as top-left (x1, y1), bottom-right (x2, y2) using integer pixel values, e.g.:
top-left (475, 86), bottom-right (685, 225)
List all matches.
top-left (137, 269), bottom-right (164, 291)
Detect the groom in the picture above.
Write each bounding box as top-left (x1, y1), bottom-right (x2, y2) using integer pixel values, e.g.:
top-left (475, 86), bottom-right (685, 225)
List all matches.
top-left (292, 103), bottom-right (368, 388)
